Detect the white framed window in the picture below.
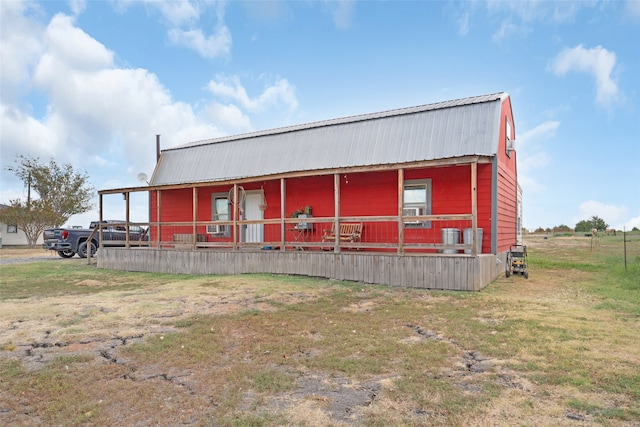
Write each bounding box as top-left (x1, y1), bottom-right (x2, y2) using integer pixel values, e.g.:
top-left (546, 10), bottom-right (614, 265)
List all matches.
top-left (209, 193), bottom-right (230, 236)
top-left (506, 117), bottom-right (513, 157)
top-left (403, 179), bottom-right (432, 228)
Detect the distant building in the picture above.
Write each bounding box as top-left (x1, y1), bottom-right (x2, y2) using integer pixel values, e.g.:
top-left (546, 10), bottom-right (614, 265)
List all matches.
top-left (0, 203), bottom-right (44, 247)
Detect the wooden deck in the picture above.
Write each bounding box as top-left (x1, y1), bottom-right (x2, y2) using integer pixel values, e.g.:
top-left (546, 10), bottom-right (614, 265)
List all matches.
top-left (97, 248), bottom-right (507, 291)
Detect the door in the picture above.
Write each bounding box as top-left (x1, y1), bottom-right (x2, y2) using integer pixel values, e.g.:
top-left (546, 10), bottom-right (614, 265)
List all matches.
top-left (243, 192), bottom-right (264, 243)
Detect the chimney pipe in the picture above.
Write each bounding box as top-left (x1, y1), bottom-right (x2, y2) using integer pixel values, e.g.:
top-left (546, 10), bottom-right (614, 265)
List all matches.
top-left (156, 134), bottom-right (161, 163)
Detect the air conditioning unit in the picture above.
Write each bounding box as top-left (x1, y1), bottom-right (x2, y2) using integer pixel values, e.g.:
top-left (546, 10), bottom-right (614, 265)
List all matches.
top-left (507, 138), bottom-right (516, 153)
top-left (206, 224), bottom-right (226, 234)
top-left (403, 207), bottom-right (421, 225)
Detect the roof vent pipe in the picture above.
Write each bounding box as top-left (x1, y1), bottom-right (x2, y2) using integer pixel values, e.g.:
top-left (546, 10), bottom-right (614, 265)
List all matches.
top-left (156, 134), bottom-right (161, 163)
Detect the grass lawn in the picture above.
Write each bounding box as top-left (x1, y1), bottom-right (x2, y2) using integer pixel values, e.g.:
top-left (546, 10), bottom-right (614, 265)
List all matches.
top-left (1, 234), bottom-right (639, 426)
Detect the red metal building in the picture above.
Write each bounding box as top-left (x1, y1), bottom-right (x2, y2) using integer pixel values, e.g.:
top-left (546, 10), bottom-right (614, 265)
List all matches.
top-left (97, 92), bottom-right (519, 291)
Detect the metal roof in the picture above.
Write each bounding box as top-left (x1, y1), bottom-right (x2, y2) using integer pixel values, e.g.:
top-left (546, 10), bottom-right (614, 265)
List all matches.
top-left (150, 92), bottom-right (509, 186)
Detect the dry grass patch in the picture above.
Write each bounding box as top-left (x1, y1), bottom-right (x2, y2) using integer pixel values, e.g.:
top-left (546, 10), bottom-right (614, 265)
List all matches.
top-left (1, 234), bottom-right (639, 426)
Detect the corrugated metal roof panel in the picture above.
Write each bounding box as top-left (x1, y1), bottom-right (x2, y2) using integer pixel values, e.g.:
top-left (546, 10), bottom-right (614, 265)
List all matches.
top-left (150, 92), bottom-right (507, 186)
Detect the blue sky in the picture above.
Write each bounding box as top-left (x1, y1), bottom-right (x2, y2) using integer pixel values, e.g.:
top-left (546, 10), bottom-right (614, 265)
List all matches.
top-left (1, 0), bottom-right (639, 231)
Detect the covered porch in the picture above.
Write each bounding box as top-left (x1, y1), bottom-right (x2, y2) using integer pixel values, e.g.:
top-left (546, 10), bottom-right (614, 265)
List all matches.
top-left (94, 157), bottom-right (505, 291)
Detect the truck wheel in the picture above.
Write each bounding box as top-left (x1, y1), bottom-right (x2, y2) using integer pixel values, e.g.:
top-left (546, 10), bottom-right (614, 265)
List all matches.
top-left (57, 250), bottom-right (75, 258)
top-left (78, 241), bottom-right (97, 258)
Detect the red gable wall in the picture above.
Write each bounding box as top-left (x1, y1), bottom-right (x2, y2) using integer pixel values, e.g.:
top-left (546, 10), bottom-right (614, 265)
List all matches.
top-left (496, 97), bottom-right (518, 252)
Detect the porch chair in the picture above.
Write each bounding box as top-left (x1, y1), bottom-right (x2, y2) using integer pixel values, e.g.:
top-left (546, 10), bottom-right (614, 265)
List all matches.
top-left (321, 222), bottom-right (363, 245)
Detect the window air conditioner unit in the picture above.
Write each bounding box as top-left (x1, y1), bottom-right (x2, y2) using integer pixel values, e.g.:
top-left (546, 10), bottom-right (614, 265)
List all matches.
top-left (507, 139), bottom-right (516, 153)
top-left (206, 224), bottom-right (226, 234)
top-left (403, 207), bottom-right (421, 225)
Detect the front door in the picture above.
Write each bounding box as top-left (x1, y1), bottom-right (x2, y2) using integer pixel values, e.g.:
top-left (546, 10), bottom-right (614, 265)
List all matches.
top-left (243, 192), bottom-right (264, 243)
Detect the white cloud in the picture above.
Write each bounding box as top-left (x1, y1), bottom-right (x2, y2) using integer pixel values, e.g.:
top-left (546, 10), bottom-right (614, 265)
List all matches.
top-left (517, 120), bottom-right (560, 144)
top-left (155, 0), bottom-right (201, 27)
top-left (0, 104), bottom-right (58, 158)
top-left (482, 1), bottom-right (582, 42)
top-left (328, 0), bottom-right (356, 29)
top-left (68, 0), bottom-right (86, 16)
top-left (457, 11), bottom-right (470, 36)
top-left (207, 75), bottom-right (298, 113)
top-left (627, 0), bottom-right (640, 22)
top-left (113, 0), bottom-right (201, 26)
top-left (39, 14), bottom-right (114, 72)
top-left (0, 0), bottom-right (45, 104)
top-left (516, 174), bottom-right (545, 194)
top-left (520, 151), bottom-right (550, 171)
top-left (574, 200), bottom-right (629, 229)
top-left (158, 0), bottom-right (231, 59)
top-left (1, 12), bottom-right (221, 189)
top-left (167, 26), bottom-right (231, 59)
top-left (515, 120), bottom-right (559, 194)
top-left (550, 44), bottom-right (618, 106)
top-left (112, 0), bottom-right (231, 59)
top-left (206, 103), bottom-right (252, 131)
top-left (623, 212), bottom-right (640, 231)
top-left (514, 120), bottom-right (556, 168)
top-left (492, 20), bottom-right (519, 42)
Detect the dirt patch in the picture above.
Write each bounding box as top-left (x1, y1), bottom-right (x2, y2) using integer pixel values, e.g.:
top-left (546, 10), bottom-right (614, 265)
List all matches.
top-left (76, 279), bottom-right (106, 287)
top-left (342, 300), bottom-right (376, 313)
top-left (261, 370), bottom-right (383, 425)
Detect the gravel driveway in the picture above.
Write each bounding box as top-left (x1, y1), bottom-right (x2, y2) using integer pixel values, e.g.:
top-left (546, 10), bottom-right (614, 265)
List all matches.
top-left (0, 248), bottom-right (61, 265)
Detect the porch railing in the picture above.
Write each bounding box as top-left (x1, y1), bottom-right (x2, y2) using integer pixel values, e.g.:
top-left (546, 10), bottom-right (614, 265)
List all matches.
top-left (95, 214), bottom-right (485, 256)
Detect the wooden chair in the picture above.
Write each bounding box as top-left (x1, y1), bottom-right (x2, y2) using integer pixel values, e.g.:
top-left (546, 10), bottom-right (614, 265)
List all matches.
top-left (321, 222), bottom-right (363, 244)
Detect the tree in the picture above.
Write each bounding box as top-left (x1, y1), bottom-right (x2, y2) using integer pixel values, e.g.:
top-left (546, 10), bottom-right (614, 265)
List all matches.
top-left (7, 155), bottom-right (95, 227)
top-left (0, 200), bottom-right (60, 248)
top-left (575, 215), bottom-right (609, 232)
top-left (0, 156), bottom-right (95, 247)
top-left (575, 220), bottom-right (591, 232)
top-left (590, 215), bottom-right (608, 232)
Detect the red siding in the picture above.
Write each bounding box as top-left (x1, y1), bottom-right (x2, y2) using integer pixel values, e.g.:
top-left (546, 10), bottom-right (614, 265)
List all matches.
top-left (149, 164), bottom-right (494, 253)
top-left (285, 175), bottom-right (335, 217)
top-left (495, 97), bottom-right (518, 252)
top-left (477, 163), bottom-right (493, 253)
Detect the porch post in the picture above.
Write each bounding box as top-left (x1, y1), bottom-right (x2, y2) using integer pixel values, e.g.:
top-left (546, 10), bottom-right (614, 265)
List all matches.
top-left (491, 156), bottom-right (498, 254)
top-left (333, 173), bottom-right (340, 253)
top-left (397, 168), bottom-right (404, 254)
top-left (89, 193), bottom-right (105, 265)
top-left (99, 193), bottom-right (104, 248)
top-left (156, 190), bottom-right (162, 249)
top-left (471, 161), bottom-right (478, 256)
top-left (280, 178), bottom-right (286, 252)
top-left (125, 192), bottom-right (130, 248)
top-left (192, 187), bottom-right (198, 250)
top-left (233, 184), bottom-right (238, 251)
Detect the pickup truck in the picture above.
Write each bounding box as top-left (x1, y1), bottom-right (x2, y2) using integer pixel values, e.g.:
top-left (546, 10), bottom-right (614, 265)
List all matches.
top-left (43, 220), bottom-right (149, 258)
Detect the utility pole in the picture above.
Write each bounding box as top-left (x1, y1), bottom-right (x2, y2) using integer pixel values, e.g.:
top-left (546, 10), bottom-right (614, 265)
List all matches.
top-left (27, 171), bottom-right (32, 210)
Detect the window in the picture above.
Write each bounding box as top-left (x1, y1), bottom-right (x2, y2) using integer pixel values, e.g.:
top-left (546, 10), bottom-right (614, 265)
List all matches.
top-left (7, 224), bottom-right (17, 233)
top-left (505, 117), bottom-right (513, 157)
top-left (403, 179), bottom-right (431, 228)
top-left (209, 194), bottom-right (230, 236)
